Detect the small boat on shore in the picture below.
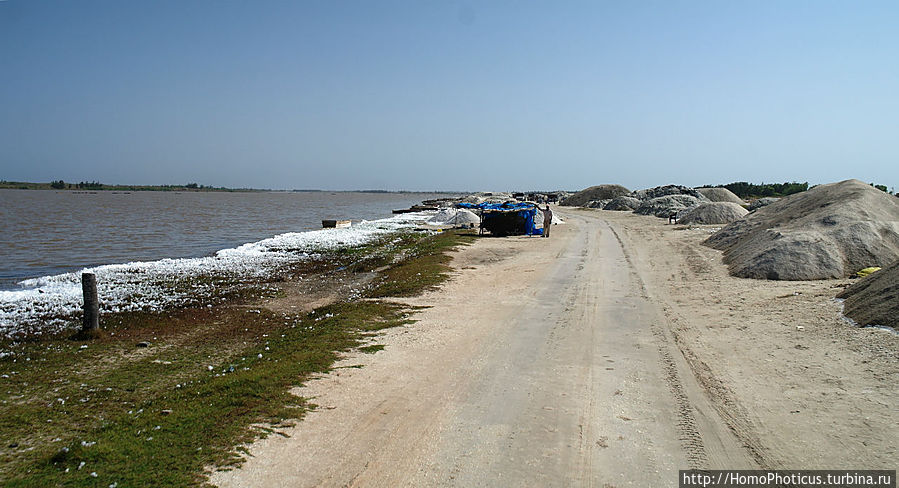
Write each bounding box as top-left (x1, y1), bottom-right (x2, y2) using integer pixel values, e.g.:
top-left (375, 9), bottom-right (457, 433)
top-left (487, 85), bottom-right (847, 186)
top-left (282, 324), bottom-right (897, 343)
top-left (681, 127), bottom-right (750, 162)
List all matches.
top-left (392, 205), bottom-right (439, 214)
top-left (322, 219), bottom-right (351, 228)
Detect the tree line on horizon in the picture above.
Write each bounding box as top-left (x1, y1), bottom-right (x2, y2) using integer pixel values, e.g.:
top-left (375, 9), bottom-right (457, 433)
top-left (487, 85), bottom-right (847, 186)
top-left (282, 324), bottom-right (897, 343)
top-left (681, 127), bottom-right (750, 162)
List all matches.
top-left (704, 181), bottom-right (809, 199)
top-left (0, 180), bottom-right (245, 192)
top-left (702, 181), bottom-right (894, 198)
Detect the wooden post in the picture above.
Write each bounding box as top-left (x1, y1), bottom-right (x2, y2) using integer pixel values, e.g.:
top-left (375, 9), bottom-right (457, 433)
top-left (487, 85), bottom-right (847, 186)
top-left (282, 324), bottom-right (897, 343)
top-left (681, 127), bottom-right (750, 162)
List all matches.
top-left (82, 272), bottom-right (99, 332)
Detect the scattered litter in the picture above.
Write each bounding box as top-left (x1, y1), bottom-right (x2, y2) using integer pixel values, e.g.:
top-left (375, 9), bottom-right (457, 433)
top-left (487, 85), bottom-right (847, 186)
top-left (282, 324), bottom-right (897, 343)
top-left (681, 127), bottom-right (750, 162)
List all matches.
top-left (854, 267), bottom-right (881, 278)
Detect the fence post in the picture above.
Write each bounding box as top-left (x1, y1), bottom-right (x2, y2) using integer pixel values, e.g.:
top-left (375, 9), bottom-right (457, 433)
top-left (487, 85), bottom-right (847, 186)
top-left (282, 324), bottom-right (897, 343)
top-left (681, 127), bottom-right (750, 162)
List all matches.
top-left (82, 272), bottom-right (100, 332)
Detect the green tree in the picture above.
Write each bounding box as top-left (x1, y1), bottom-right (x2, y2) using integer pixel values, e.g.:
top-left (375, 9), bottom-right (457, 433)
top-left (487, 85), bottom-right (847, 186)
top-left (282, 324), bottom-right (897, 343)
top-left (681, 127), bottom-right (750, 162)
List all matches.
top-left (50, 180), bottom-right (66, 189)
top-left (721, 181), bottom-right (807, 199)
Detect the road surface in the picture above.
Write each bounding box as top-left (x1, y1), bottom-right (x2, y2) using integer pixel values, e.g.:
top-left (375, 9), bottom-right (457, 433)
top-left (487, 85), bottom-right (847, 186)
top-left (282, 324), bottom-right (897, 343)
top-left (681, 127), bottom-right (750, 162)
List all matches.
top-left (214, 210), bottom-right (757, 487)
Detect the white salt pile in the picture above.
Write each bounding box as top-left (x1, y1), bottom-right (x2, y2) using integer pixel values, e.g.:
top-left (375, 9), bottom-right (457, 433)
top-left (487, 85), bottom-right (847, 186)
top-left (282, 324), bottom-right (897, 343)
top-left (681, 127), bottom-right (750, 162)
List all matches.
top-left (427, 208), bottom-right (480, 226)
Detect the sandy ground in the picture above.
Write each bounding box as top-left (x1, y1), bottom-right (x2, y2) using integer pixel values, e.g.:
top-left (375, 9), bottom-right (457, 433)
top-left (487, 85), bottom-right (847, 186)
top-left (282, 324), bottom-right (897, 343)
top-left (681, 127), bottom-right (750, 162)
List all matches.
top-left (212, 208), bottom-right (897, 487)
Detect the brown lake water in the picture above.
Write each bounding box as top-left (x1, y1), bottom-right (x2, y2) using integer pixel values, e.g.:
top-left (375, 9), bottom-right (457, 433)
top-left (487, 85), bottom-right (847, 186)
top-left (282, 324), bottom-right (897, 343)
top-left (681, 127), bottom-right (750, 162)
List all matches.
top-left (0, 189), bottom-right (450, 289)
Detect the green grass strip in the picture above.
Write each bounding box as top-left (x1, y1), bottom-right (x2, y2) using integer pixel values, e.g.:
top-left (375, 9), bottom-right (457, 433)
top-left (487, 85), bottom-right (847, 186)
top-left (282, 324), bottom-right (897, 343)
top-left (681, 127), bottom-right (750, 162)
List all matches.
top-left (0, 229), bottom-right (474, 487)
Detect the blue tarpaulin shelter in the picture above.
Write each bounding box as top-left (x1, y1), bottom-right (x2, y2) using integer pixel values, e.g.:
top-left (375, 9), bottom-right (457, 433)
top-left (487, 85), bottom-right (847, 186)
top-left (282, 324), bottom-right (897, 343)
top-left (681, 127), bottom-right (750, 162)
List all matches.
top-left (457, 202), bottom-right (542, 236)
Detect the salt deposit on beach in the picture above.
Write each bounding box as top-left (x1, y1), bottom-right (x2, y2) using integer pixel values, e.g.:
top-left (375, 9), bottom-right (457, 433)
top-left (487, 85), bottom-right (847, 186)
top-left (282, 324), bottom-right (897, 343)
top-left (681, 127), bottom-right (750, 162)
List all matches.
top-left (0, 212), bottom-right (434, 338)
top-left (705, 179), bottom-right (899, 280)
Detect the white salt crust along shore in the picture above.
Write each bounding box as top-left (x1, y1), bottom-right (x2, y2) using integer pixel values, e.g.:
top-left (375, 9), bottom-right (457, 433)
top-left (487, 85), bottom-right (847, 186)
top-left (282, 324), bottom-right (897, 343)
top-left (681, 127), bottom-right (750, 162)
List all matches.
top-left (0, 212), bottom-right (433, 338)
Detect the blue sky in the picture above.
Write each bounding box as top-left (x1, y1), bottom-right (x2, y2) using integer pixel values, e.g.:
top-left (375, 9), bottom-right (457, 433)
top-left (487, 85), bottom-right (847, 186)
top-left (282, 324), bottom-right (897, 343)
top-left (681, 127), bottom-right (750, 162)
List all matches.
top-left (1, 1), bottom-right (897, 191)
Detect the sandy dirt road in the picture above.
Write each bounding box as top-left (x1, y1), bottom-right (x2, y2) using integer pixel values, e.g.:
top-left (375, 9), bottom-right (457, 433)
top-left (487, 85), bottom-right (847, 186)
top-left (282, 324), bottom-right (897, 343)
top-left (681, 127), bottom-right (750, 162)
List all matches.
top-left (213, 208), bottom-right (895, 487)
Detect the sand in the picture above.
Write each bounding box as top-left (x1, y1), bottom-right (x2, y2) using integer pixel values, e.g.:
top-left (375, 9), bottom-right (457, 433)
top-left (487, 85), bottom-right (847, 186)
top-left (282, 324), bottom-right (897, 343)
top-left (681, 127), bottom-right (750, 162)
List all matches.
top-left (212, 208), bottom-right (897, 487)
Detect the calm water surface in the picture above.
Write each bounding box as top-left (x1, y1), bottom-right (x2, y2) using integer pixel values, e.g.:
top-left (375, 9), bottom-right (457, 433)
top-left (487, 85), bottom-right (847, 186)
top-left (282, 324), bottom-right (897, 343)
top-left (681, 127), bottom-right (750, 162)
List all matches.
top-left (0, 190), bottom-right (450, 289)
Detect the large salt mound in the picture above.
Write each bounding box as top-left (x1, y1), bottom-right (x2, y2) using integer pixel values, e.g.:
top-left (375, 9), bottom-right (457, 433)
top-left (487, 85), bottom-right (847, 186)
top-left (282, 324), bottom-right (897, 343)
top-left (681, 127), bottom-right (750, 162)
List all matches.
top-left (705, 179), bottom-right (899, 280)
top-left (749, 197), bottom-right (780, 210)
top-left (631, 185), bottom-right (707, 201)
top-left (561, 184), bottom-right (630, 206)
top-left (635, 195), bottom-right (703, 218)
top-left (678, 202), bottom-right (749, 225)
top-left (837, 259), bottom-right (899, 329)
top-left (604, 196), bottom-right (642, 211)
top-left (696, 187), bottom-right (746, 205)
top-left (584, 199), bottom-right (610, 209)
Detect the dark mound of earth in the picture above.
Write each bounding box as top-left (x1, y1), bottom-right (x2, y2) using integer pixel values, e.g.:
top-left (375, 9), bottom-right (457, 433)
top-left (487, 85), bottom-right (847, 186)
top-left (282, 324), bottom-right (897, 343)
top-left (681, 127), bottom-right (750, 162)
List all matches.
top-left (838, 259), bottom-right (899, 330)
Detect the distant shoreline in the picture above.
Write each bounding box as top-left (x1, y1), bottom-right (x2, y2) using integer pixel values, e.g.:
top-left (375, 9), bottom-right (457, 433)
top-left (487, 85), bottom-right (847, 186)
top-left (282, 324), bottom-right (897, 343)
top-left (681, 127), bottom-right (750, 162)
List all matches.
top-left (0, 181), bottom-right (465, 194)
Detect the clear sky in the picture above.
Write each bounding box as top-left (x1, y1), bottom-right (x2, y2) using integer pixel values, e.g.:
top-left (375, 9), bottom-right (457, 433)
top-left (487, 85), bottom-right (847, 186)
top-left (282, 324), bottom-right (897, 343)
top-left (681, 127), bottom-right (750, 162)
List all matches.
top-left (1, 1), bottom-right (897, 192)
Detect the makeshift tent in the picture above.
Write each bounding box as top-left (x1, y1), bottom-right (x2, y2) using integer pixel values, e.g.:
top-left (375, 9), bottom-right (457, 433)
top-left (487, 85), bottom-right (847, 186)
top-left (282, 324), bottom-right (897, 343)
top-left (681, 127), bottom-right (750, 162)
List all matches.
top-left (458, 202), bottom-right (542, 236)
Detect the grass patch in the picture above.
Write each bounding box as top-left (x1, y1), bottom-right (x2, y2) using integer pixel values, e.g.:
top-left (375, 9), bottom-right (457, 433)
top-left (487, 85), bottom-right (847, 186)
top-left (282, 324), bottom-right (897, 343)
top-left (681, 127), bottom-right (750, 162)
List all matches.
top-left (0, 229), bottom-right (474, 486)
top-left (365, 230), bottom-right (477, 297)
top-left (357, 344), bottom-right (385, 354)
